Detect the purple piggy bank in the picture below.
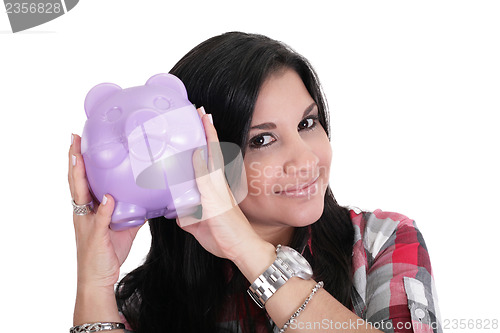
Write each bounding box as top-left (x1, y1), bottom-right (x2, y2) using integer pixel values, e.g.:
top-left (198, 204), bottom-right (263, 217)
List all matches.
top-left (81, 73), bottom-right (207, 231)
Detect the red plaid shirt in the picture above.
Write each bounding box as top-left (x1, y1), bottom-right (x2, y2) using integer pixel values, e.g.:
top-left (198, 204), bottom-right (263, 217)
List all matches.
top-left (349, 208), bottom-right (441, 333)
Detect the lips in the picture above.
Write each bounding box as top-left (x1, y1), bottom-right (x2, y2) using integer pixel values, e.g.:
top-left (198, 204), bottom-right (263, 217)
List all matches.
top-left (276, 175), bottom-right (320, 196)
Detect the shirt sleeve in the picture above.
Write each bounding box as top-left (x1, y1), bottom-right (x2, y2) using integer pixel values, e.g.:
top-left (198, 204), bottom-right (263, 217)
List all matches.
top-left (358, 210), bottom-right (442, 333)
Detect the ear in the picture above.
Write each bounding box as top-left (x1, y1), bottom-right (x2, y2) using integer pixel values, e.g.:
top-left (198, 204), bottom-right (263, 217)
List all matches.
top-left (145, 73), bottom-right (188, 99)
top-left (84, 83), bottom-right (122, 118)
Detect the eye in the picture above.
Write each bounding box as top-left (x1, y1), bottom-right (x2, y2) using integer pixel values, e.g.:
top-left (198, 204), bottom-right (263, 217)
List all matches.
top-left (249, 133), bottom-right (275, 149)
top-left (298, 116), bottom-right (318, 130)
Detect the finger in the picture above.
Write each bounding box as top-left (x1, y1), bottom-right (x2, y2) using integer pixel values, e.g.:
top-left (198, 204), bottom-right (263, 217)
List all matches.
top-left (70, 134), bottom-right (93, 204)
top-left (94, 194), bottom-right (115, 234)
top-left (202, 113), bottom-right (219, 142)
top-left (201, 114), bottom-right (224, 173)
top-left (68, 133), bottom-right (76, 196)
top-left (195, 107), bottom-right (223, 172)
top-left (193, 147), bottom-right (211, 186)
top-left (193, 147), bottom-right (227, 191)
top-left (71, 154), bottom-right (92, 205)
top-left (193, 148), bottom-right (234, 216)
top-left (69, 134), bottom-right (83, 199)
top-left (72, 133), bottom-right (83, 154)
top-left (196, 106), bottom-right (206, 118)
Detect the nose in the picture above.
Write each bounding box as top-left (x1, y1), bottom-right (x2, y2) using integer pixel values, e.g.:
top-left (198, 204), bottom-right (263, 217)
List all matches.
top-left (282, 137), bottom-right (319, 177)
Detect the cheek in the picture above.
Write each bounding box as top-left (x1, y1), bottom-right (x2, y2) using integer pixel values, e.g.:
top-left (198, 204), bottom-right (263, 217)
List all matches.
top-left (311, 130), bottom-right (332, 173)
top-left (239, 159), bottom-right (274, 218)
top-left (244, 159), bottom-right (275, 196)
top-left (320, 141), bottom-right (332, 171)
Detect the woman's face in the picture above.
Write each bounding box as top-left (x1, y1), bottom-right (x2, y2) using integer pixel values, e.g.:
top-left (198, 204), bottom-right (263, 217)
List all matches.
top-left (238, 68), bottom-right (332, 230)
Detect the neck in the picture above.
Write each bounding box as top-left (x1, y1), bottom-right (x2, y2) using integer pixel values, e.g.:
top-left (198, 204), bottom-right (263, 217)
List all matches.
top-left (250, 223), bottom-right (295, 247)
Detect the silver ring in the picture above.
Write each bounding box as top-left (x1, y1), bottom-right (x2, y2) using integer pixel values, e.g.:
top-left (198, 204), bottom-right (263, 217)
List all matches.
top-left (72, 199), bottom-right (94, 215)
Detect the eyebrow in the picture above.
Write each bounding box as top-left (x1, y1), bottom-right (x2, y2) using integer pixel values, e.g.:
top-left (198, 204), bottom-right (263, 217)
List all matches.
top-left (249, 102), bottom-right (317, 130)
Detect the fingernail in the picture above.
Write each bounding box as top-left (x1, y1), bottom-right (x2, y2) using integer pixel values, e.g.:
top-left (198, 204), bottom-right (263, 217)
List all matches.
top-left (72, 155), bottom-right (77, 166)
top-left (207, 114), bottom-right (213, 125)
top-left (199, 148), bottom-right (205, 161)
top-left (71, 133), bottom-right (74, 146)
top-left (199, 106), bottom-right (206, 115)
top-left (102, 195), bottom-right (108, 206)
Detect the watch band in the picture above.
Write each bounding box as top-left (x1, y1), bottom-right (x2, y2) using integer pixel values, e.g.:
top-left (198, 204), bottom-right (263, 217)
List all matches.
top-left (247, 254), bottom-right (294, 308)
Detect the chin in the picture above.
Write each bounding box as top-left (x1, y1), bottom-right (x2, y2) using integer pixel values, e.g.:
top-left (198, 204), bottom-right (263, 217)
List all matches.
top-left (282, 198), bottom-right (325, 227)
top-left (283, 183), bottom-right (328, 225)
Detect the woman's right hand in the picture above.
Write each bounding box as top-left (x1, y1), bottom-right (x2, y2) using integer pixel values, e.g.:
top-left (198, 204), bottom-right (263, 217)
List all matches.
top-left (69, 134), bottom-right (143, 290)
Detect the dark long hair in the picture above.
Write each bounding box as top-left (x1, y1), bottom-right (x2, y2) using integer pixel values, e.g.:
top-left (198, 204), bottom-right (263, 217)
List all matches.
top-left (116, 32), bottom-right (354, 333)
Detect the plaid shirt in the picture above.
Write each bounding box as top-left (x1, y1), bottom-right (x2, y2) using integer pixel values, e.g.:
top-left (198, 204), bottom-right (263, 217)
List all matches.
top-left (349, 208), bottom-right (442, 333)
top-left (122, 208), bottom-right (442, 332)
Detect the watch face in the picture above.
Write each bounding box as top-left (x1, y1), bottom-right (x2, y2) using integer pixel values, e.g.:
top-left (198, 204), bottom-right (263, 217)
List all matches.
top-left (279, 246), bottom-right (313, 279)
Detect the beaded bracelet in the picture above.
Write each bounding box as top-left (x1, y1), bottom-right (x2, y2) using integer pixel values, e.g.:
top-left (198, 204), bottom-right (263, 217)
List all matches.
top-left (279, 281), bottom-right (324, 333)
top-left (69, 322), bottom-right (125, 333)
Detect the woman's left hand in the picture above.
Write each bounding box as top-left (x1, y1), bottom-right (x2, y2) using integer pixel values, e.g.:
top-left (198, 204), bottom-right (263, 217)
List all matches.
top-left (176, 108), bottom-right (263, 262)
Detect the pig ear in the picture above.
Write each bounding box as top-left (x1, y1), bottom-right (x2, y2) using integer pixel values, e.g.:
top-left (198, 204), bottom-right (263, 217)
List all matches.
top-left (145, 73), bottom-right (188, 99)
top-left (84, 83), bottom-right (122, 118)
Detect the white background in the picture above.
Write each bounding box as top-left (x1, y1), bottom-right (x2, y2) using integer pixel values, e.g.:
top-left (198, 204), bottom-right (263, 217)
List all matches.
top-left (1, 1), bottom-right (499, 331)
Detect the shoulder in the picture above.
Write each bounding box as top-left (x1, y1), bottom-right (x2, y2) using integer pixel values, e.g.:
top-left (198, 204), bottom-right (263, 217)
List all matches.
top-left (349, 208), bottom-right (442, 332)
top-left (349, 207), bottom-right (424, 262)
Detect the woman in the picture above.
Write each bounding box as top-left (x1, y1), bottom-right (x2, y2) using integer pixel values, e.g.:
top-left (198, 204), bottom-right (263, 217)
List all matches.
top-left (68, 32), bottom-right (441, 333)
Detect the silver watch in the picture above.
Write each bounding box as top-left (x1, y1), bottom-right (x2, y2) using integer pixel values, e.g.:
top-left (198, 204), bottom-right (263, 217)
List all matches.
top-left (247, 244), bottom-right (313, 308)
